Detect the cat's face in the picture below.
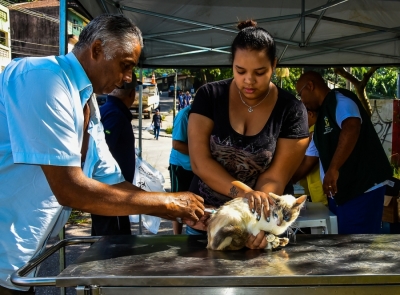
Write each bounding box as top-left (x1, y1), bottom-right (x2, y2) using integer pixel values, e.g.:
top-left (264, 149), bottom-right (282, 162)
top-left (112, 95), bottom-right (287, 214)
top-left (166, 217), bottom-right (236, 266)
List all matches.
top-left (268, 193), bottom-right (307, 231)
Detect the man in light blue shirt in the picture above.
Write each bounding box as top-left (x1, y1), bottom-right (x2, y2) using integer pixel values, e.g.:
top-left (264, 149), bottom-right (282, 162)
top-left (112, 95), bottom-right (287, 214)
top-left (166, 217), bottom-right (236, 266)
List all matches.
top-left (0, 14), bottom-right (204, 293)
top-left (169, 105), bottom-right (195, 234)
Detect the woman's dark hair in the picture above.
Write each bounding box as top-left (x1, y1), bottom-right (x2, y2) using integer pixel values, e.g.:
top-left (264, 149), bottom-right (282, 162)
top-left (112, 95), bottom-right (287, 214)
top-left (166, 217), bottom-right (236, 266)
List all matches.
top-left (231, 20), bottom-right (276, 65)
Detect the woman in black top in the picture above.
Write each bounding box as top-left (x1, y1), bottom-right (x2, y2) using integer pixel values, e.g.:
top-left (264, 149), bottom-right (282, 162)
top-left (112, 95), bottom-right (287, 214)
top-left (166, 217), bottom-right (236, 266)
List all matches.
top-left (187, 20), bottom-right (309, 249)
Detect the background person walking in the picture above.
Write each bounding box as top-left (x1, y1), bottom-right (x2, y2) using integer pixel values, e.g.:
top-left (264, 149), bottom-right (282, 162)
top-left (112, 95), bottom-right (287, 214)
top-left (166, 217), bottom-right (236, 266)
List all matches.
top-left (152, 109), bottom-right (162, 140)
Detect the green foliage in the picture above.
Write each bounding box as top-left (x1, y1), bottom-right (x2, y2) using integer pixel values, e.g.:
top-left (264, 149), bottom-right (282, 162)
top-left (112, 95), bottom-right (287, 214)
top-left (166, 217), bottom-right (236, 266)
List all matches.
top-left (137, 66), bottom-right (399, 99)
top-left (352, 67), bottom-right (398, 98)
top-left (271, 68), bottom-right (303, 94)
top-left (68, 210), bottom-right (90, 225)
top-left (135, 69), bottom-right (176, 78)
top-left (152, 69), bottom-right (176, 78)
top-left (392, 164), bottom-right (400, 179)
top-left (165, 126), bottom-right (173, 134)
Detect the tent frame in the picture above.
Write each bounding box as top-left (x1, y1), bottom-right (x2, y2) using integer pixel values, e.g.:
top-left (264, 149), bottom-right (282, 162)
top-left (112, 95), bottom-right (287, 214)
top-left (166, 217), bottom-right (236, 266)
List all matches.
top-left (78, 0), bottom-right (400, 67)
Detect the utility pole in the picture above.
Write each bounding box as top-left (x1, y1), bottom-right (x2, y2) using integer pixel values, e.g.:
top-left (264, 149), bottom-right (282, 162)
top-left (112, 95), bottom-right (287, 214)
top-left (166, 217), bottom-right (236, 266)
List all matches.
top-left (397, 69), bottom-right (400, 99)
top-left (346, 67), bottom-right (351, 90)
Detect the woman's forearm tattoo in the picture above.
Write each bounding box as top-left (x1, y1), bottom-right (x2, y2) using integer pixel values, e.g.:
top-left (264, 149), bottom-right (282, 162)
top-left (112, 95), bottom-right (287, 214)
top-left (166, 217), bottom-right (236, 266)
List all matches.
top-left (229, 186), bottom-right (239, 198)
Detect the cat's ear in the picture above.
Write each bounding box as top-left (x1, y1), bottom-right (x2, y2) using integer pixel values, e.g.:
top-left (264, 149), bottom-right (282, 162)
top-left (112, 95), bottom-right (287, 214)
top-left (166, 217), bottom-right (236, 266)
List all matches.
top-left (294, 195), bottom-right (307, 211)
top-left (268, 192), bottom-right (279, 205)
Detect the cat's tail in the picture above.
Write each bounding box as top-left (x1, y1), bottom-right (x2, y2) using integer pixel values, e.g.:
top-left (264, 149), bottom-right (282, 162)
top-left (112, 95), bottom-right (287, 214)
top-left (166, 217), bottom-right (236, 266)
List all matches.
top-left (207, 225), bottom-right (247, 251)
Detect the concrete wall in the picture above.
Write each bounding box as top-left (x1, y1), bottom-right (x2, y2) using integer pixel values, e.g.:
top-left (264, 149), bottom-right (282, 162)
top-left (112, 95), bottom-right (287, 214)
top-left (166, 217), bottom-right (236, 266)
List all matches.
top-left (370, 99), bottom-right (400, 166)
top-left (10, 6), bottom-right (59, 58)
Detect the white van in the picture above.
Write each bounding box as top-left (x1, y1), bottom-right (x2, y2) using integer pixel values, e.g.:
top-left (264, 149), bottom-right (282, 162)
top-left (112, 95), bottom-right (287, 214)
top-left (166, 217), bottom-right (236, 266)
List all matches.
top-left (130, 83), bottom-right (160, 119)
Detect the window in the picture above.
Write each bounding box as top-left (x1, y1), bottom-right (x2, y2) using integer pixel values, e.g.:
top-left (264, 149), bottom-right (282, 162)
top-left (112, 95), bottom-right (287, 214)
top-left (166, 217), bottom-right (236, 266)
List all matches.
top-left (0, 31), bottom-right (6, 47)
top-left (0, 10), bottom-right (7, 22)
top-left (0, 48), bottom-right (8, 58)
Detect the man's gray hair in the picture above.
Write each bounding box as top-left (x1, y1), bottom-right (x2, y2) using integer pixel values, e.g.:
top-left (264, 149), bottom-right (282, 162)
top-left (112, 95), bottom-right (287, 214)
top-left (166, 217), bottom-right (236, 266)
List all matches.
top-left (73, 14), bottom-right (143, 60)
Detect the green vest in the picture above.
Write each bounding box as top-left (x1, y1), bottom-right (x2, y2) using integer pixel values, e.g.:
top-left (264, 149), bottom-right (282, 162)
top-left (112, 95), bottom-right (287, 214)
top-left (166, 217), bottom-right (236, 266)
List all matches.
top-left (314, 89), bottom-right (392, 205)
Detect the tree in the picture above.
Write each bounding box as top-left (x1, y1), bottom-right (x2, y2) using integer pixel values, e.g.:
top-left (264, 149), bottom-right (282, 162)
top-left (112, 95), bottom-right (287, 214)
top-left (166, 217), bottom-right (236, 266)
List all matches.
top-left (271, 68), bottom-right (302, 94)
top-left (356, 67), bottom-right (398, 98)
top-left (334, 67), bottom-right (379, 116)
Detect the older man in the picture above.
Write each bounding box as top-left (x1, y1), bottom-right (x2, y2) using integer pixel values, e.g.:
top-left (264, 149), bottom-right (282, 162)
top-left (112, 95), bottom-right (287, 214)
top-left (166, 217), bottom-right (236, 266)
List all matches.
top-left (0, 14), bottom-right (204, 293)
top-left (295, 71), bottom-right (391, 234)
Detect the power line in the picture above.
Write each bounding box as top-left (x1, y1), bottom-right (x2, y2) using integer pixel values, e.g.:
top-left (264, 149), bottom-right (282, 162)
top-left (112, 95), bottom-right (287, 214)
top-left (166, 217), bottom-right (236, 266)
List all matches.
top-left (11, 50), bottom-right (44, 56)
top-left (11, 39), bottom-right (59, 48)
top-left (11, 45), bottom-right (58, 53)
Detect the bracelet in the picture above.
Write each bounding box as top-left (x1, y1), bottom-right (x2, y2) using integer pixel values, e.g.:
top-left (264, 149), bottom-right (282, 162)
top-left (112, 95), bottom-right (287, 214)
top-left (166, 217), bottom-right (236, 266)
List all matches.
top-left (176, 217), bottom-right (182, 224)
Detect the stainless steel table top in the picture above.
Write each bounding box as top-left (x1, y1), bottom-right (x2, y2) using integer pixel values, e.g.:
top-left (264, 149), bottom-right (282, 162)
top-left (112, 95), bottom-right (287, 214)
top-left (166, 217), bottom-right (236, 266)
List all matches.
top-left (56, 234), bottom-right (400, 287)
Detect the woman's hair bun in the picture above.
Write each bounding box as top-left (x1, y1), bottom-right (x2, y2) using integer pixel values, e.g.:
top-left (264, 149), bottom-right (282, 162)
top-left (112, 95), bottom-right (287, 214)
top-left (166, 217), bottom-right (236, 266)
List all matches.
top-left (237, 19), bottom-right (257, 30)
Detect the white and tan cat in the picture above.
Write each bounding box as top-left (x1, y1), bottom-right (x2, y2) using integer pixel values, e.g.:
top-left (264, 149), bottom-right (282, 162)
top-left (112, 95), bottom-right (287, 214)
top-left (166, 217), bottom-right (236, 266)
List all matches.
top-left (207, 193), bottom-right (307, 251)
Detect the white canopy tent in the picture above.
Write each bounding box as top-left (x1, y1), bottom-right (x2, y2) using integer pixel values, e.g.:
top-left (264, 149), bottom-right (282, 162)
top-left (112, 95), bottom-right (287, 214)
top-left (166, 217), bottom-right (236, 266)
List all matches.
top-left (71, 0), bottom-right (400, 67)
top-left (58, 0), bottom-right (400, 235)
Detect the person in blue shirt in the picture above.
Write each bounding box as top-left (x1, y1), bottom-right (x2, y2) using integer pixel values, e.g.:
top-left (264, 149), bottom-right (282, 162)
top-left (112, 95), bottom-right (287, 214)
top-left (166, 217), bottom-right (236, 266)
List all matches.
top-left (184, 91), bottom-right (192, 107)
top-left (0, 14), bottom-right (205, 293)
top-left (178, 90), bottom-right (184, 110)
top-left (91, 73), bottom-right (141, 236)
top-left (169, 105), bottom-right (194, 234)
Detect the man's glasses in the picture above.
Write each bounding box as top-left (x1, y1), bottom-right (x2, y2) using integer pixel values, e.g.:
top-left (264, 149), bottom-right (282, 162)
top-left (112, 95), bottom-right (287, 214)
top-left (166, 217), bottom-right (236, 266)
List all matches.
top-left (295, 83), bottom-right (307, 100)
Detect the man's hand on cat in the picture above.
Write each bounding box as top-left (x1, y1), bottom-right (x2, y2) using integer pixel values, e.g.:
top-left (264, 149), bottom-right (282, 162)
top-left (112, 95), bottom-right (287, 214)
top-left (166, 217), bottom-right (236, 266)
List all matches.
top-left (244, 191), bottom-right (273, 221)
top-left (164, 192), bottom-right (205, 222)
top-left (183, 212), bottom-right (211, 231)
top-left (245, 230), bottom-right (268, 249)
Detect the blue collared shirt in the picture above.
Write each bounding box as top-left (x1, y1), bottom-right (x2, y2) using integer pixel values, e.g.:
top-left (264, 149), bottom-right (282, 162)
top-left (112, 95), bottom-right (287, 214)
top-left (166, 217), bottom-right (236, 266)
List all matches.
top-left (0, 52), bottom-right (124, 290)
top-left (100, 95), bottom-right (135, 183)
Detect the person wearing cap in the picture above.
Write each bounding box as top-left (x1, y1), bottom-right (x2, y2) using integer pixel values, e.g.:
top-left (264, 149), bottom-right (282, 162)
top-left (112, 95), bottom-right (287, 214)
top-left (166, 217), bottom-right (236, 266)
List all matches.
top-left (91, 73), bottom-right (141, 236)
top-left (0, 14), bottom-right (205, 293)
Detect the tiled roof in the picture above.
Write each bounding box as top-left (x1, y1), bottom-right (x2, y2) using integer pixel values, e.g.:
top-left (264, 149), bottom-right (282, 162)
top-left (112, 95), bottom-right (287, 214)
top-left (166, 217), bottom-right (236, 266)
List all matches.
top-left (9, 0), bottom-right (59, 10)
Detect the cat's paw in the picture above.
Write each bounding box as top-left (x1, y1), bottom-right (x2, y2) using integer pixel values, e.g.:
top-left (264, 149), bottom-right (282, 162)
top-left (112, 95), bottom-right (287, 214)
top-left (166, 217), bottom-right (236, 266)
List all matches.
top-left (266, 234), bottom-right (276, 242)
top-left (279, 237), bottom-right (289, 247)
top-left (271, 236), bottom-right (281, 248)
top-left (271, 237), bottom-right (289, 249)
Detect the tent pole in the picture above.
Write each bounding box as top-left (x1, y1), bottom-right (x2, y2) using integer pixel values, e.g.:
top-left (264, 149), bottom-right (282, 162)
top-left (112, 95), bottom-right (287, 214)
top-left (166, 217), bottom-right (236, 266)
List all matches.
top-left (397, 70), bottom-right (400, 99)
top-left (138, 66), bottom-right (143, 235)
top-left (174, 70), bottom-right (177, 120)
top-left (301, 0), bottom-right (305, 47)
top-left (59, 0), bottom-right (67, 55)
top-left (138, 67), bottom-right (143, 159)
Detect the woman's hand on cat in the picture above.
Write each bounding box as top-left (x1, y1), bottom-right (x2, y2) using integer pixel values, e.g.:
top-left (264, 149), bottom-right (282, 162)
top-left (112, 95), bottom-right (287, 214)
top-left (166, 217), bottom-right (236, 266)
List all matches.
top-left (244, 191), bottom-right (272, 221)
top-left (245, 230), bottom-right (268, 249)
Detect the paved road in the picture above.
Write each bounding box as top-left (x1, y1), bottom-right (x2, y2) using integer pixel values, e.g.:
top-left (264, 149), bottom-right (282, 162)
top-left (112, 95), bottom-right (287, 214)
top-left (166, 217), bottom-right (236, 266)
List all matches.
top-left (34, 93), bottom-right (183, 295)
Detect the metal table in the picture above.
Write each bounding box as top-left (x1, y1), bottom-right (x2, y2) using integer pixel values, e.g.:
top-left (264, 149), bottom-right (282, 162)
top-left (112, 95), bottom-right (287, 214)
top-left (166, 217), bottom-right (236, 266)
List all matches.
top-left (12, 234), bottom-right (400, 295)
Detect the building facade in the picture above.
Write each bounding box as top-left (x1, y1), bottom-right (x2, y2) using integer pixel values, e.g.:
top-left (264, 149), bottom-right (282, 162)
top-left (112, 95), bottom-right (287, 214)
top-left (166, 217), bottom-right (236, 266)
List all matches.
top-left (0, 3), bottom-right (11, 73)
top-left (8, 0), bottom-right (89, 59)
